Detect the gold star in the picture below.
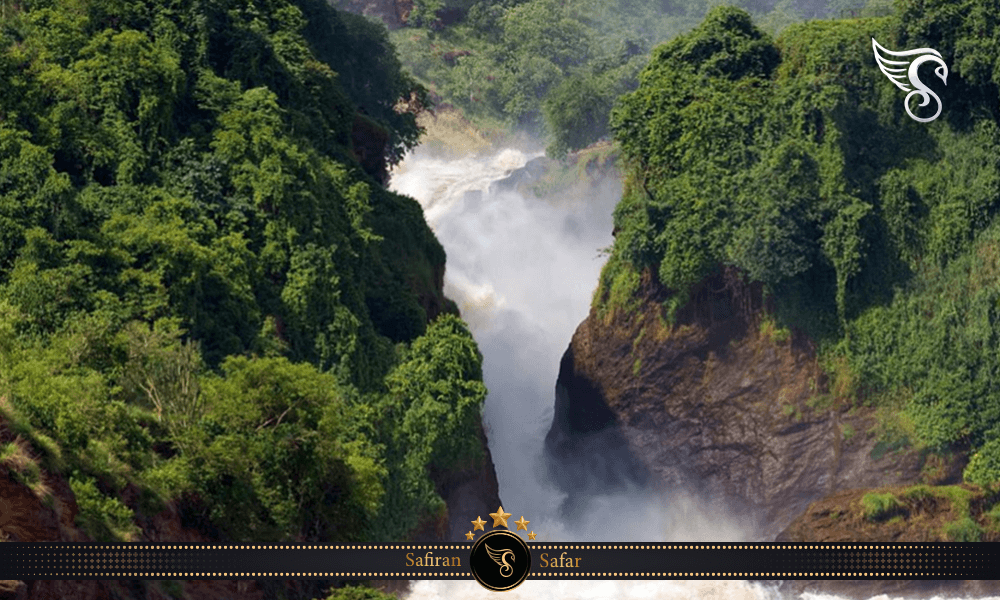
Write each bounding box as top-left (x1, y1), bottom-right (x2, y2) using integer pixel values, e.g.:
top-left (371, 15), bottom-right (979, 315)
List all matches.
top-left (465, 531), bottom-right (475, 541)
top-left (514, 516), bottom-right (529, 531)
top-left (471, 516), bottom-right (486, 531)
top-left (489, 506), bottom-right (512, 529)
top-left (528, 531), bottom-right (536, 541)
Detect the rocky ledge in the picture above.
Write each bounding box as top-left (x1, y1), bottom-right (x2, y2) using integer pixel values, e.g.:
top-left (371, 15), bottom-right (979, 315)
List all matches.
top-left (773, 481), bottom-right (1000, 597)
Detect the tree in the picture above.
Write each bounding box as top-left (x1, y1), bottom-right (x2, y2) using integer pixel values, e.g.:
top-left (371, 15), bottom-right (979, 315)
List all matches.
top-left (502, 0), bottom-right (594, 71)
top-left (542, 73), bottom-right (614, 159)
top-left (728, 141), bottom-right (821, 285)
top-left (609, 7), bottom-right (777, 316)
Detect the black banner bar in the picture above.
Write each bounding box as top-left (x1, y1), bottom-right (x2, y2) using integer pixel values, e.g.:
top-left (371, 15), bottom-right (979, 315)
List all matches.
top-left (0, 543), bottom-right (996, 580)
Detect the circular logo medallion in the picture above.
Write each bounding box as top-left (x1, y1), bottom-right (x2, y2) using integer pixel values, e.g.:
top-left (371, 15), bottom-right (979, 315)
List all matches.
top-left (469, 530), bottom-right (531, 591)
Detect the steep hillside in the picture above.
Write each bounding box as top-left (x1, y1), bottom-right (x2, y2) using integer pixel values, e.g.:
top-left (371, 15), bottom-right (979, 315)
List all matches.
top-left (0, 0), bottom-right (499, 598)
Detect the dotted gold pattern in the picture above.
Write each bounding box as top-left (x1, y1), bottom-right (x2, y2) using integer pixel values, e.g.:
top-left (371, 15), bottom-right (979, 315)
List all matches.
top-left (0, 543), bottom-right (988, 579)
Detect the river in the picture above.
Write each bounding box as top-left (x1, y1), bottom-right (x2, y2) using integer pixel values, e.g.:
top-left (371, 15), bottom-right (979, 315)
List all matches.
top-left (388, 147), bottom-right (999, 600)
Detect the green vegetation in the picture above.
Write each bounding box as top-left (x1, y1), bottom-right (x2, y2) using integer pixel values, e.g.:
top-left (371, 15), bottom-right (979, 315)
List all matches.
top-left (901, 484), bottom-right (986, 540)
top-left (385, 0), bottom-right (857, 160)
top-left (760, 316), bottom-right (792, 345)
top-left (944, 517), bottom-right (984, 541)
top-left (593, 250), bottom-right (643, 323)
top-left (861, 492), bottom-right (903, 521)
top-left (388, 0), bottom-right (647, 155)
top-left (901, 484), bottom-right (933, 501)
top-left (966, 438), bottom-right (1000, 487)
top-left (71, 475), bottom-right (141, 542)
top-left (0, 437), bottom-right (48, 502)
top-left (0, 0), bottom-right (486, 551)
top-left (934, 485), bottom-right (975, 518)
top-left (781, 401), bottom-right (803, 422)
top-left (321, 585), bottom-right (398, 600)
top-left (602, 0), bottom-right (1000, 484)
top-left (848, 484), bottom-right (995, 539)
top-left (987, 500), bottom-right (1000, 529)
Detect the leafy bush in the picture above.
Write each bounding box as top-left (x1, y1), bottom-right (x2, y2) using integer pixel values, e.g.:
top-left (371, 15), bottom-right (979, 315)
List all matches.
top-left (944, 517), bottom-right (984, 542)
top-left (542, 74), bottom-right (615, 159)
top-left (365, 314), bottom-right (487, 541)
top-left (965, 438), bottom-right (1000, 487)
top-left (844, 222), bottom-right (1000, 450)
top-left (70, 475), bottom-right (139, 542)
top-left (901, 484), bottom-right (933, 501)
top-left (181, 355), bottom-right (385, 542)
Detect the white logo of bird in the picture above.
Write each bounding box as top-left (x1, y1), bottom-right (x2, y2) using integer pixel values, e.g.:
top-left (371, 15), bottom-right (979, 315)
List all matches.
top-left (872, 37), bottom-right (949, 123)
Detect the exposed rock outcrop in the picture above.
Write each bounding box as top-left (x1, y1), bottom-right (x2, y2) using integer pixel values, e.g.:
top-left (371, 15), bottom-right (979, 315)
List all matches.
top-left (772, 474), bottom-right (1000, 596)
top-left (776, 484), bottom-right (998, 543)
top-left (545, 269), bottom-right (946, 540)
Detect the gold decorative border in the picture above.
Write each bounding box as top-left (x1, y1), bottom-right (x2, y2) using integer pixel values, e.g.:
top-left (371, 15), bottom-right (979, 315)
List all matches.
top-left (0, 540), bottom-right (979, 579)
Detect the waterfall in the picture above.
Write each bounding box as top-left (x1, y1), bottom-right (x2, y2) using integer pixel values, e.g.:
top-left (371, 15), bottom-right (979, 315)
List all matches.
top-left (388, 147), bottom-right (998, 600)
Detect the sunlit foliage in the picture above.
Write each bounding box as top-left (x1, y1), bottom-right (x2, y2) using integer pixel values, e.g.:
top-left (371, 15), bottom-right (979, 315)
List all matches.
top-left (0, 0), bottom-right (485, 545)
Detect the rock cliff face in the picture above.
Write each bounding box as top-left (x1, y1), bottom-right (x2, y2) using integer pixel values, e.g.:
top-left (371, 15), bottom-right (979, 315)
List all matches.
top-left (545, 270), bottom-right (958, 540)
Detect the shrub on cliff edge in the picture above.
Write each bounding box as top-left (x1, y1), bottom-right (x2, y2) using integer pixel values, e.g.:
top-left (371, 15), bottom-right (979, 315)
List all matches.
top-left (966, 438), bottom-right (1000, 487)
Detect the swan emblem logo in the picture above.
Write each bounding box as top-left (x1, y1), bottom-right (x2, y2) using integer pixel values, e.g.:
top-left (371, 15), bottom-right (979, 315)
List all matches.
top-left (872, 38), bottom-right (949, 123)
top-left (485, 543), bottom-right (515, 577)
top-left (469, 529), bottom-right (531, 591)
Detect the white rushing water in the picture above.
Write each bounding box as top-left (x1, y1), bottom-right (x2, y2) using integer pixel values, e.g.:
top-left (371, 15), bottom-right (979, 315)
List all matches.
top-left (388, 147), bottom-right (998, 600)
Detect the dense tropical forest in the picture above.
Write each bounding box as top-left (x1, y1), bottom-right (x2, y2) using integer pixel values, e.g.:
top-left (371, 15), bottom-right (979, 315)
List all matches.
top-left (4, 0), bottom-right (1000, 595)
top-left (0, 0), bottom-right (488, 564)
top-left (599, 0), bottom-right (1000, 491)
top-left (371, 0), bottom-right (895, 157)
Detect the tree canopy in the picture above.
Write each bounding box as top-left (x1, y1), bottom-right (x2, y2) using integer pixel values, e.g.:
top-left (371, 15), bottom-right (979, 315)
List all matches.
top-left (602, 0), bottom-right (1000, 483)
top-left (0, 0), bottom-right (485, 546)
